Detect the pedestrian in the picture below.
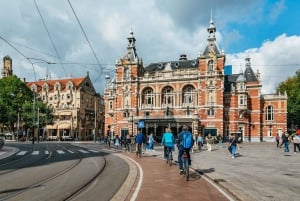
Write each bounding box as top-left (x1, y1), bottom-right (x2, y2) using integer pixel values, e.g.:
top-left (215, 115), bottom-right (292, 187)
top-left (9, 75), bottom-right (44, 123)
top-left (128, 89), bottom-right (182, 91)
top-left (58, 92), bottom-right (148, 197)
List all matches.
top-left (148, 133), bottom-right (156, 151)
top-left (229, 134), bottom-right (238, 158)
top-left (279, 132), bottom-right (286, 148)
top-left (292, 133), bottom-right (300, 153)
top-left (206, 133), bottom-right (213, 151)
top-left (197, 134), bottom-right (204, 151)
top-left (114, 135), bottom-right (121, 149)
top-left (217, 134), bottom-right (223, 148)
top-left (283, 132), bottom-right (290, 152)
top-left (275, 133), bottom-right (280, 148)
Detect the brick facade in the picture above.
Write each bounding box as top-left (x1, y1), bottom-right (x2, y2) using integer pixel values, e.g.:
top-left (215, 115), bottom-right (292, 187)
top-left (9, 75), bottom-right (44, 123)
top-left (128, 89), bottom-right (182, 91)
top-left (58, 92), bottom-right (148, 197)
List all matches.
top-left (104, 20), bottom-right (287, 142)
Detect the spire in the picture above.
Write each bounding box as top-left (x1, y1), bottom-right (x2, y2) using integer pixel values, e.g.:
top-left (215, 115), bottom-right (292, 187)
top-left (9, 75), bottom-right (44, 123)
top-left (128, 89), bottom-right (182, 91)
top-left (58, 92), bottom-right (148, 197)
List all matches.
top-left (202, 18), bottom-right (220, 56)
top-left (244, 56), bottom-right (259, 82)
top-left (123, 28), bottom-right (138, 62)
top-left (207, 15), bottom-right (216, 42)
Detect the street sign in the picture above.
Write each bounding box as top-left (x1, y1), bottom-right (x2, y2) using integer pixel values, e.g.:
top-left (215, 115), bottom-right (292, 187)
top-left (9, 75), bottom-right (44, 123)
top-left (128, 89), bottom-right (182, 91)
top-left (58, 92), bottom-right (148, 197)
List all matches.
top-left (138, 120), bottom-right (145, 129)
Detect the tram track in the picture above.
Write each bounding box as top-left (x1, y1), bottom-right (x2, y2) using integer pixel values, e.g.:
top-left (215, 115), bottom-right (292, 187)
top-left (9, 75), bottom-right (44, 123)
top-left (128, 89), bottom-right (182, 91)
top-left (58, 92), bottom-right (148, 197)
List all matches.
top-left (0, 143), bottom-right (110, 201)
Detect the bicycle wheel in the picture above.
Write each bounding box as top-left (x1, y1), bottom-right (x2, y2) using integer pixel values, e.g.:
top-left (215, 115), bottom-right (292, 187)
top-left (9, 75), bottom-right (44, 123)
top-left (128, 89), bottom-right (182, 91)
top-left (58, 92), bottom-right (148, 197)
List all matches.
top-left (168, 151), bottom-right (172, 166)
top-left (185, 158), bottom-right (189, 181)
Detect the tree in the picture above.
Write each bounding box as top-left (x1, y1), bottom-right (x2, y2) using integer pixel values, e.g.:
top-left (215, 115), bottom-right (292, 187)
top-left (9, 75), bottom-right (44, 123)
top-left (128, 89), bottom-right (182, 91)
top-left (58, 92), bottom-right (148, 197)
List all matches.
top-left (277, 70), bottom-right (300, 131)
top-left (0, 76), bottom-right (53, 137)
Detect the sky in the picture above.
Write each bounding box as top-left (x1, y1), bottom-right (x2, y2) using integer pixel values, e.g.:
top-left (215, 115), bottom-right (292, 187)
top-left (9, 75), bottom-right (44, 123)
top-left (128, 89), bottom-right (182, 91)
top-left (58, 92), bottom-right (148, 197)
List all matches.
top-left (0, 0), bottom-right (299, 94)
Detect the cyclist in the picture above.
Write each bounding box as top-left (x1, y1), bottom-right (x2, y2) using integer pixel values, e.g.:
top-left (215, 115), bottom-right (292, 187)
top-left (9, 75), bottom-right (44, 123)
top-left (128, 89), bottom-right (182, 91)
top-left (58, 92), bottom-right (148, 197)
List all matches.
top-left (161, 127), bottom-right (175, 160)
top-left (135, 129), bottom-right (144, 157)
top-left (177, 125), bottom-right (194, 174)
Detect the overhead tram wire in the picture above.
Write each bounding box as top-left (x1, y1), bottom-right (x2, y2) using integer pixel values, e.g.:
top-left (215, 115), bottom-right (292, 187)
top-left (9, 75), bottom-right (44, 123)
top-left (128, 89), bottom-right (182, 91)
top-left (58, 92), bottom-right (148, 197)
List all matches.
top-left (33, 0), bottom-right (68, 77)
top-left (0, 35), bottom-right (37, 81)
top-left (67, 0), bottom-right (104, 83)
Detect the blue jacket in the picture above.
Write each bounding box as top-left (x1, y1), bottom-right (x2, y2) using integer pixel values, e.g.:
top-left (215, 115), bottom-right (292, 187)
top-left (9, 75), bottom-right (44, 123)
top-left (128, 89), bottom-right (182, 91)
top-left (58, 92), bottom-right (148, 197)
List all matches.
top-left (161, 132), bottom-right (175, 150)
top-left (135, 133), bottom-right (144, 144)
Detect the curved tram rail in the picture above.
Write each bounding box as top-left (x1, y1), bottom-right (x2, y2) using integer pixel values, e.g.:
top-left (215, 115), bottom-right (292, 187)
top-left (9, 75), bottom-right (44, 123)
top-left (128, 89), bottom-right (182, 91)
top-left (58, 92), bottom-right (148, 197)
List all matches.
top-left (0, 144), bottom-right (108, 201)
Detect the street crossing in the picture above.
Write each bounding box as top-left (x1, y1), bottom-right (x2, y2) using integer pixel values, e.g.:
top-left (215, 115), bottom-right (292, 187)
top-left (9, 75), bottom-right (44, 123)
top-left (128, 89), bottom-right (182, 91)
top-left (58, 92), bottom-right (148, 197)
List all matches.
top-left (15, 149), bottom-right (100, 156)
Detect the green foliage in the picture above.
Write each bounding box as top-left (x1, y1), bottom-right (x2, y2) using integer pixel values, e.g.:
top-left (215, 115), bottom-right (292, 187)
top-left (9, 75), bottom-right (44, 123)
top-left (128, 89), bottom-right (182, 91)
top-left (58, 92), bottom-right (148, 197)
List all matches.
top-left (0, 76), bottom-right (53, 132)
top-left (277, 70), bottom-right (300, 129)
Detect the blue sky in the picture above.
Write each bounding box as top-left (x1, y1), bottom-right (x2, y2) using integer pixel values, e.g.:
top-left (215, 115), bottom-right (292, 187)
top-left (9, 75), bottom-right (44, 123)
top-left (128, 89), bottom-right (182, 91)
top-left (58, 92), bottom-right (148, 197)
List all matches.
top-left (0, 0), bottom-right (299, 93)
top-left (225, 0), bottom-right (300, 53)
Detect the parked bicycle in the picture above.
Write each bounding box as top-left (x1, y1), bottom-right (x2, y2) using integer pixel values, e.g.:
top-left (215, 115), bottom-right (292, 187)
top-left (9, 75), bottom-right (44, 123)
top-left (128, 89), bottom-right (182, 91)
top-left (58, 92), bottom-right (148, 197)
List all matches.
top-left (182, 149), bottom-right (190, 181)
top-left (165, 146), bottom-right (173, 166)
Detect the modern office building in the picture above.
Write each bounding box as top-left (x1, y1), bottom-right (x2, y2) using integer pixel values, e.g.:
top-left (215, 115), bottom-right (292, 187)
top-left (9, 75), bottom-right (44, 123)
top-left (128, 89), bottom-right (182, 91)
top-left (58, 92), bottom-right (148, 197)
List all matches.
top-left (104, 19), bottom-right (287, 142)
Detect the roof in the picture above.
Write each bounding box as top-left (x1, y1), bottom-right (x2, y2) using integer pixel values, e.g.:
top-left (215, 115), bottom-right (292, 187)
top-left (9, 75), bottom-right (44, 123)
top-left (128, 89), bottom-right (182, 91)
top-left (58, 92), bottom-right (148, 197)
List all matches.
top-left (144, 59), bottom-right (198, 72)
top-left (26, 77), bottom-right (86, 93)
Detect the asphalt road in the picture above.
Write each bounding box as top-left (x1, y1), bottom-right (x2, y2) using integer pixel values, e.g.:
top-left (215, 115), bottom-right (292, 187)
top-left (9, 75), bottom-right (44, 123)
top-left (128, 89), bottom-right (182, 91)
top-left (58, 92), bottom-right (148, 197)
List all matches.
top-left (0, 143), bottom-right (129, 201)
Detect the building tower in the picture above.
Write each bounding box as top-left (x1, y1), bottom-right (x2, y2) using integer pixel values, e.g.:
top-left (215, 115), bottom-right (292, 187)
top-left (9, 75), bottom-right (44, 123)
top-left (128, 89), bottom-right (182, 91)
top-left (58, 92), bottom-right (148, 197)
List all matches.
top-left (2, 55), bottom-right (13, 77)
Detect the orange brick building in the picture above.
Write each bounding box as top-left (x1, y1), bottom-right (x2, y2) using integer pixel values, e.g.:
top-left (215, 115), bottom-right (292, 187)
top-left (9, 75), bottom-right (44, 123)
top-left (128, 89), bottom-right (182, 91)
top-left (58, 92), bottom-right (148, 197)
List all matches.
top-left (104, 20), bottom-right (287, 142)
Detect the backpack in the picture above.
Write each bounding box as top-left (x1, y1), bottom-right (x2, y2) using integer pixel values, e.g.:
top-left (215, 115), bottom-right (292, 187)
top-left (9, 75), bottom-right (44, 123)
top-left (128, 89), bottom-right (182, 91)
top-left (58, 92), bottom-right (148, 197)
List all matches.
top-left (182, 131), bottom-right (193, 149)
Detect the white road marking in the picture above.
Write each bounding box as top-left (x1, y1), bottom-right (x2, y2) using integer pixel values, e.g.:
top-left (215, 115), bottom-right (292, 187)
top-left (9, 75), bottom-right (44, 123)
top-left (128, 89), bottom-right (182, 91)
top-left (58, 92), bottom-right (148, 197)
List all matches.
top-left (67, 150), bottom-right (75, 154)
top-left (32, 151), bottom-right (39, 155)
top-left (57, 150), bottom-right (65, 154)
top-left (17, 151), bottom-right (27, 155)
top-left (45, 151), bottom-right (49, 155)
top-left (88, 149), bottom-right (99, 153)
top-left (78, 149), bottom-right (89, 153)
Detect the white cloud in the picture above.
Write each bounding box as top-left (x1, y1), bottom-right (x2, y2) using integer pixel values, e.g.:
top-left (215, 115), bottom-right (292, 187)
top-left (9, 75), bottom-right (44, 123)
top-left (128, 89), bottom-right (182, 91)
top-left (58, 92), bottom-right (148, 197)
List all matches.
top-left (226, 34), bottom-right (300, 94)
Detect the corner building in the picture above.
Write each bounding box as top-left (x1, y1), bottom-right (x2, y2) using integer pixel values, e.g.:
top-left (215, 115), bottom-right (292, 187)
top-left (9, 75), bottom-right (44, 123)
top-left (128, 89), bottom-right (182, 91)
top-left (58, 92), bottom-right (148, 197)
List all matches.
top-left (104, 20), bottom-right (287, 142)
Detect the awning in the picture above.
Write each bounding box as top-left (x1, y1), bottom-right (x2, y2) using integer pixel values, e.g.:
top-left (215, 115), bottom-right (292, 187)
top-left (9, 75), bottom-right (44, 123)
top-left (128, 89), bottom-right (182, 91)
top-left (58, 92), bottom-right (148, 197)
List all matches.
top-left (58, 124), bottom-right (71, 129)
top-left (46, 125), bottom-right (58, 129)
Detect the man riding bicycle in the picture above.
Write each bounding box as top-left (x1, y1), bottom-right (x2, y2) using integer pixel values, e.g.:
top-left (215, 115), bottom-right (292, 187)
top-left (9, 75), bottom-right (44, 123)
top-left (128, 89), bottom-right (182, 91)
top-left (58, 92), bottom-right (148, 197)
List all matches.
top-left (177, 125), bottom-right (194, 174)
top-left (161, 127), bottom-right (175, 160)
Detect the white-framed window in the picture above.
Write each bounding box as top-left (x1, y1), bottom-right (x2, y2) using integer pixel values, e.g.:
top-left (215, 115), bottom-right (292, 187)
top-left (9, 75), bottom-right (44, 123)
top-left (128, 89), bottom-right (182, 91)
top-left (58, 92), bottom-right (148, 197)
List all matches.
top-left (266, 105), bottom-right (274, 121)
top-left (182, 85), bottom-right (195, 104)
top-left (207, 108), bottom-right (215, 116)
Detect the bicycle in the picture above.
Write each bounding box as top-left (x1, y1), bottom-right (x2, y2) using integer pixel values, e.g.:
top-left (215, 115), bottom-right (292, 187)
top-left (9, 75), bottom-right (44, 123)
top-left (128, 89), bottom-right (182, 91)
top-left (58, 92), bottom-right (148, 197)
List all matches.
top-left (165, 146), bottom-right (173, 166)
top-left (182, 149), bottom-right (190, 181)
top-left (136, 143), bottom-right (142, 158)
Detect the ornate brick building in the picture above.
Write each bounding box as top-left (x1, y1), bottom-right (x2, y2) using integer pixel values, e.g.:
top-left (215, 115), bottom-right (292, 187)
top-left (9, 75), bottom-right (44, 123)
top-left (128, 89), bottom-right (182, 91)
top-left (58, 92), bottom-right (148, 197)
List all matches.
top-left (104, 20), bottom-right (287, 142)
top-left (26, 73), bottom-right (105, 141)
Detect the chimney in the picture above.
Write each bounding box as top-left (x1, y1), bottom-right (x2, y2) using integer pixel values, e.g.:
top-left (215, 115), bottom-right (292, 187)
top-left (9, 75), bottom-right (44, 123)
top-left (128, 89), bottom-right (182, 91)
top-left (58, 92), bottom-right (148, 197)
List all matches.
top-left (179, 54), bottom-right (187, 61)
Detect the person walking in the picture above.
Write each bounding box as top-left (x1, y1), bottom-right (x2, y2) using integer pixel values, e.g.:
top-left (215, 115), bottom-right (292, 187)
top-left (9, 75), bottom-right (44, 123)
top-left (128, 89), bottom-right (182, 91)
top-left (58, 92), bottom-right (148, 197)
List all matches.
top-left (292, 133), bottom-right (300, 153)
top-left (279, 132), bottom-right (286, 148)
top-left (135, 130), bottom-right (144, 157)
top-left (177, 125), bottom-right (194, 174)
top-left (197, 134), bottom-right (204, 151)
top-left (229, 134), bottom-right (238, 158)
top-left (275, 133), bottom-right (280, 148)
top-left (206, 133), bottom-right (213, 151)
top-left (283, 132), bottom-right (290, 152)
top-left (217, 134), bottom-right (223, 148)
top-left (161, 127), bottom-right (175, 160)
top-left (114, 135), bottom-right (121, 149)
top-left (148, 133), bottom-right (156, 151)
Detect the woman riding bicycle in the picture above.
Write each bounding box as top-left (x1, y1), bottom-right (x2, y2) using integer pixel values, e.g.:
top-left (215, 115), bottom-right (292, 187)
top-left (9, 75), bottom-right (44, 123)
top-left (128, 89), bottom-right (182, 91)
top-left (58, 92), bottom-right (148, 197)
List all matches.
top-left (161, 127), bottom-right (175, 160)
top-left (177, 125), bottom-right (194, 174)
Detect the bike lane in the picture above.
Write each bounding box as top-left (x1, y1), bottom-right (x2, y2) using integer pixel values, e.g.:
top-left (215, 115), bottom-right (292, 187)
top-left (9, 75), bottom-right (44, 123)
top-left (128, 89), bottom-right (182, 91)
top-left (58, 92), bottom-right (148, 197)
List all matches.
top-left (122, 151), bottom-right (231, 201)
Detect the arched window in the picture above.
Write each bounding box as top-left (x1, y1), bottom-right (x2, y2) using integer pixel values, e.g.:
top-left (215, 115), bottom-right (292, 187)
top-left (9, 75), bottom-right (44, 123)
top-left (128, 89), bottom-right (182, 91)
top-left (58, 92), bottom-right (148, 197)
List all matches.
top-left (265, 105), bottom-right (274, 121)
top-left (162, 86), bottom-right (174, 105)
top-left (208, 60), bottom-right (214, 72)
top-left (142, 87), bottom-right (154, 105)
top-left (182, 85), bottom-right (195, 104)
